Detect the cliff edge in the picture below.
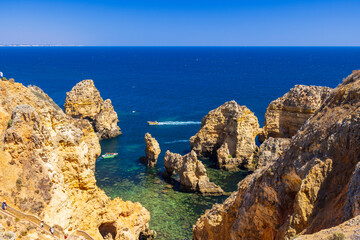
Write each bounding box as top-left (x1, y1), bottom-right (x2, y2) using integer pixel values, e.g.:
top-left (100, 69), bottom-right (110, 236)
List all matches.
top-left (0, 80), bottom-right (151, 239)
top-left (193, 71), bottom-right (360, 240)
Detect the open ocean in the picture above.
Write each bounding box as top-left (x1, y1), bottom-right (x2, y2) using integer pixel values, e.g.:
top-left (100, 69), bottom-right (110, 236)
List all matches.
top-left (1, 47), bottom-right (359, 239)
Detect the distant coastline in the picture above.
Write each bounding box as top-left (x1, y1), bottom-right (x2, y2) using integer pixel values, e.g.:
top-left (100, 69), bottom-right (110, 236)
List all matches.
top-left (0, 44), bottom-right (85, 47)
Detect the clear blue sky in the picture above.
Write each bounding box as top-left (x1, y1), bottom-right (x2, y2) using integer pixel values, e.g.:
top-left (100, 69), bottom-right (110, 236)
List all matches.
top-left (1, 0), bottom-right (360, 46)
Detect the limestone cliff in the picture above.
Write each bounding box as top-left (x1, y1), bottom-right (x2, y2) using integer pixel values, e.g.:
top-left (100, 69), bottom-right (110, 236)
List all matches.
top-left (256, 137), bottom-right (290, 169)
top-left (64, 79), bottom-right (121, 140)
top-left (190, 100), bottom-right (259, 170)
top-left (294, 215), bottom-right (360, 240)
top-left (163, 150), bottom-right (224, 195)
top-left (0, 80), bottom-right (151, 239)
top-left (259, 85), bottom-right (332, 142)
top-left (141, 133), bottom-right (161, 167)
top-left (193, 71), bottom-right (360, 240)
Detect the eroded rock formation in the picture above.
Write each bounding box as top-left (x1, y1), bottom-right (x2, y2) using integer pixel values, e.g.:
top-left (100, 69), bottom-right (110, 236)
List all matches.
top-left (0, 80), bottom-right (151, 239)
top-left (190, 100), bottom-right (259, 170)
top-left (163, 150), bottom-right (224, 195)
top-left (193, 71), bottom-right (360, 240)
top-left (256, 137), bottom-right (290, 169)
top-left (64, 79), bottom-right (121, 140)
top-left (142, 133), bottom-right (161, 167)
top-left (259, 85), bottom-right (332, 142)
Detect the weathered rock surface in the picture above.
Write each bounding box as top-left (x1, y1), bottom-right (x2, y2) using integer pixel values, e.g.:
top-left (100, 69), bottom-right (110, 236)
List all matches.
top-left (163, 150), bottom-right (224, 195)
top-left (294, 215), bottom-right (360, 240)
top-left (259, 85), bottom-right (332, 142)
top-left (256, 137), bottom-right (290, 169)
top-left (64, 79), bottom-right (121, 140)
top-left (142, 133), bottom-right (161, 167)
top-left (0, 80), bottom-right (151, 239)
top-left (190, 100), bottom-right (260, 170)
top-left (193, 71), bottom-right (360, 240)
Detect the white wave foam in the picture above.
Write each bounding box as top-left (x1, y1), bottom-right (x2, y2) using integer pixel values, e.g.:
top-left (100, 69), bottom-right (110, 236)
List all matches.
top-left (164, 140), bottom-right (190, 144)
top-left (156, 121), bottom-right (201, 126)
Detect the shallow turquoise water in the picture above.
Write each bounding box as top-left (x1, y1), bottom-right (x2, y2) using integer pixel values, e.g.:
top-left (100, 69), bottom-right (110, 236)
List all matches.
top-left (95, 150), bottom-right (248, 240)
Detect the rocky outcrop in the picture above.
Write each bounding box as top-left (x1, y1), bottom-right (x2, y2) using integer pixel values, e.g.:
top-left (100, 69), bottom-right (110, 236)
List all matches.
top-left (190, 100), bottom-right (260, 170)
top-left (142, 133), bottom-right (161, 167)
top-left (294, 215), bottom-right (360, 240)
top-left (193, 71), bottom-right (360, 240)
top-left (0, 80), bottom-right (151, 239)
top-left (163, 150), bottom-right (224, 195)
top-left (259, 85), bottom-right (332, 142)
top-left (256, 137), bottom-right (290, 169)
top-left (64, 79), bottom-right (121, 140)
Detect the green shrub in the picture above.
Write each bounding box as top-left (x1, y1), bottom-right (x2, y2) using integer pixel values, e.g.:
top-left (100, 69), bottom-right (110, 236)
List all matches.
top-left (228, 155), bottom-right (232, 159)
top-left (7, 119), bottom-right (13, 128)
top-left (15, 217), bottom-right (20, 222)
top-left (16, 178), bottom-right (22, 189)
top-left (21, 231), bottom-right (28, 236)
top-left (327, 232), bottom-right (345, 240)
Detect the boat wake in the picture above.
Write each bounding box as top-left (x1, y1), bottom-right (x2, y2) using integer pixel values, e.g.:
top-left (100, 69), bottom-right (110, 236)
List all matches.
top-left (164, 140), bottom-right (190, 144)
top-left (156, 121), bottom-right (201, 126)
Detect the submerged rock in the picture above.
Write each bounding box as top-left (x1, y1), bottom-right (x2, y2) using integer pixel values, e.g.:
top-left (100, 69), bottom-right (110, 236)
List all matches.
top-left (259, 84), bottom-right (332, 142)
top-left (190, 100), bottom-right (259, 170)
top-left (163, 150), bottom-right (224, 195)
top-left (64, 79), bottom-right (121, 140)
top-left (193, 71), bottom-right (360, 240)
top-left (141, 133), bottom-right (161, 167)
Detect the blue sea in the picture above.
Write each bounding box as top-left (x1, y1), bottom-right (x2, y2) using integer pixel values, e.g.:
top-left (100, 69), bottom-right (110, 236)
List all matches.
top-left (1, 47), bottom-right (359, 239)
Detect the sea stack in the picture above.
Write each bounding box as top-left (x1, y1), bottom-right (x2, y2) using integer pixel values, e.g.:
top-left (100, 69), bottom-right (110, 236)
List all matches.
top-left (64, 79), bottom-right (121, 140)
top-left (143, 133), bottom-right (161, 167)
top-left (190, 100), bottom-right (260, 170)
top-left (259, 84), bottom-right (332, 142)
top-left (163, 150), bottom-right (224, 195)
top-left (193, 71), bottom-right (360, 240)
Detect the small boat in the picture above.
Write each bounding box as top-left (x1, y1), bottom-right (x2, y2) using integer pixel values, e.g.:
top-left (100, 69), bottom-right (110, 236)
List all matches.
top-left (102, 153), bottom-right (118, 159)
top-left (147, 121), bottom-right (158, 125)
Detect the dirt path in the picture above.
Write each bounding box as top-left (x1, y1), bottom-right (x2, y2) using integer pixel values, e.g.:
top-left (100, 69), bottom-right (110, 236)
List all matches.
top-left (0, 206), bottom-right (95, 240)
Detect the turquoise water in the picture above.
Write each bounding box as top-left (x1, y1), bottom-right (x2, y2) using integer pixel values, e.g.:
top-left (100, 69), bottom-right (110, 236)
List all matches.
top-left (95, 150), bottom-right (247, 239)
top-left (1, 47), bottom-right (359, 239)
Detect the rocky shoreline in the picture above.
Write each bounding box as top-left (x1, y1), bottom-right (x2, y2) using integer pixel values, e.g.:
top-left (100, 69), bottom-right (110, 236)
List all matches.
top-left (1, 70), bottom-right (360, 240)
top-left (0, 78), bottom-right (151, 240)
top-left (193, 71), bottom-right (360, 239)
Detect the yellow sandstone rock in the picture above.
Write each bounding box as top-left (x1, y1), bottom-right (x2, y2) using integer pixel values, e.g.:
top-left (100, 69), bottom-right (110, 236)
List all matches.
top-left (0, 80), bottom-right (151, 239)
top-left (193, 71), bottom-right (360, 240)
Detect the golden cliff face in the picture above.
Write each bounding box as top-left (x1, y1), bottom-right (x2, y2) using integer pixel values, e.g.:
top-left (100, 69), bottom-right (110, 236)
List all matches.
top-left (0, 80), bottom-right (151, 239)
top-left (193, 71), bottom-right (360, 240)
top-left (259, 85), bottom-right (332, 142)
top-left (190, 100), bottom-right (260, 170)
top-left (64, 79), bottom-right (121, 140)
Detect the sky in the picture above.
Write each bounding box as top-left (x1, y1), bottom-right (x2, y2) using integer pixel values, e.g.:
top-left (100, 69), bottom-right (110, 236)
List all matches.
top-left (1, 0), bottom-right (360, 46)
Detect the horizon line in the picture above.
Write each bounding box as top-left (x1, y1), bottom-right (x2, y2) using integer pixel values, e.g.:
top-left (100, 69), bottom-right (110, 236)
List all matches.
top-left (1, 45), bottom-right (360, 47)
